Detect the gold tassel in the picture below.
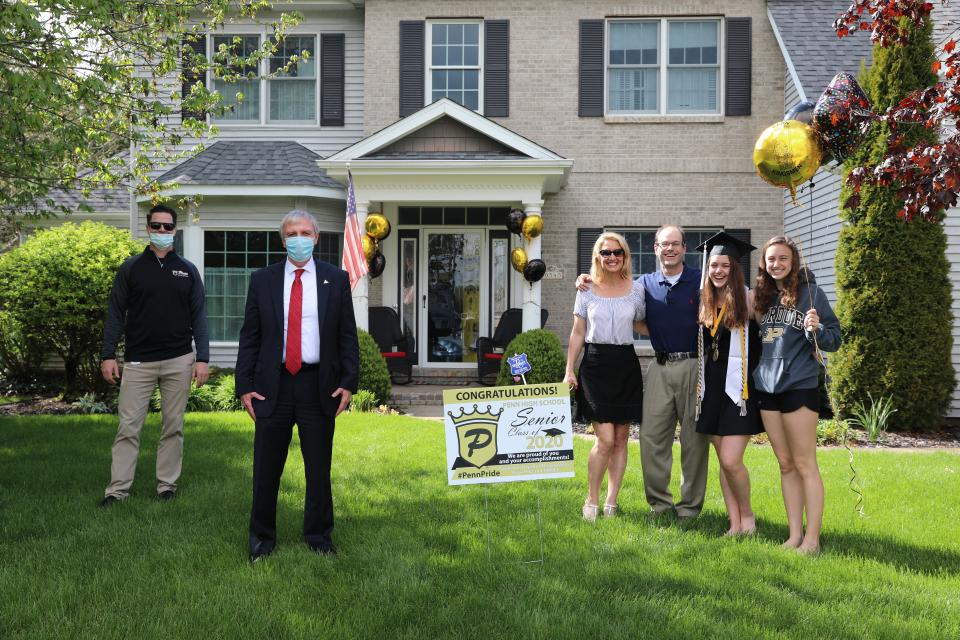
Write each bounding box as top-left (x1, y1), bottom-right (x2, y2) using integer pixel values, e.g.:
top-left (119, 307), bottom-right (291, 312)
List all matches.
top-left (740, 327), bottom-right (748, 416)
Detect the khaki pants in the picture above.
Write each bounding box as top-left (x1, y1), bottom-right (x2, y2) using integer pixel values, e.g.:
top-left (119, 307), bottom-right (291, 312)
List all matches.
top-left (104, 352), bottom-right (194, 498)
top-left (639, 358), bottom-right (709, 517)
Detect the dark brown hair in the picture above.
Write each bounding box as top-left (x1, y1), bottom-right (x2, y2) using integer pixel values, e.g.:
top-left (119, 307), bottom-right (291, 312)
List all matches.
top-left (699, 255), bottom-right (749, 328)
top-left (754, 235), bottom-right (801, 314)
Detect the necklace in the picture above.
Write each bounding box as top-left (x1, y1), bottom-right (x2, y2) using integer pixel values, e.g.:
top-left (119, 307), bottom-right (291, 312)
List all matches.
top-left (710, 302), bottom-right (727, 362)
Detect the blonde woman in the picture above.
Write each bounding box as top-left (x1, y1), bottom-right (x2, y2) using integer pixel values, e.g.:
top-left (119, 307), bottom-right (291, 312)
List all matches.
top-left (693, 232), bottom-right (763, 537)
top-left (564, 232), bottom-right (645, 521)
top-left (753, 236), bottom-right (841, 554)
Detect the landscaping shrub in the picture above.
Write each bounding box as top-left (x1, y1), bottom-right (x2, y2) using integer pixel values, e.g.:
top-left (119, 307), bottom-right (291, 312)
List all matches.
top-left (150, 380), bottom-right (218, 412)
top-left (495, 329), bottom-right (566, 386)
top-left (0, 310), bottom-right (44, 383)
top-left (211, 374), bottom-right (242, 411)
top-left (833, 21), bottom-right (954, 431)
top-left (349, 389), bottom-right (378, 413)
top-left (0, 221), bottom-right (141, 398)
top-left (357, 329), bottom-right (391, 405)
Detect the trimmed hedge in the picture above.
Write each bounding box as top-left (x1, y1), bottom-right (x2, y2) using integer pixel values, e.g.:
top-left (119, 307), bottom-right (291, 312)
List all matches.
top-left (357, 329), bottom-right (391, 405)
top-left (833, 21), bottom-right (954, 430)
top-left (495, 329), bottom-right (566, 386)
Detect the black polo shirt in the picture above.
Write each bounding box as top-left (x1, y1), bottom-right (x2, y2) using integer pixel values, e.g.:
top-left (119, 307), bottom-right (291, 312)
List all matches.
top-left (101, 247), bottom-right (209, 363)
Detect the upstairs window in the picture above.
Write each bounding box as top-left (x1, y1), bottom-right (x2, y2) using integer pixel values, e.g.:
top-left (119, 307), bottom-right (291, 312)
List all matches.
top-left (428, 21), bottom-right (483, 111)
top-left (211, 35), bottom-right (261, 123)
top-left (269, 35), bottom-right (317, 122)
top-left (606, 19), bottom-right (721, 115)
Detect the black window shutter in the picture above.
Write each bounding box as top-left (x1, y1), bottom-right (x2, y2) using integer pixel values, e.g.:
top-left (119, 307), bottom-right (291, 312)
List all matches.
top-left (579, 20), bottom-right (604, 117)
top-left (725, 18), bottom-right (752, 116)
top-left (484, 20), bottom-right (509, 117)
top-left (577, 228), bottom-right (603, 276)
top-left (726, 228), bottom-right (753, 278)
top-left (181, 37), bottom-right (207, 122)
top-left (320, 33), bottom-right (345, 126)
top-left (399, 21), bottom-right (425, 117)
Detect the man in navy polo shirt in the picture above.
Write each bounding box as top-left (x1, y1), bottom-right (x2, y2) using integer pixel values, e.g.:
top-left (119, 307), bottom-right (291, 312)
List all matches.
top-left (638, 225), bottom-right (709, 519)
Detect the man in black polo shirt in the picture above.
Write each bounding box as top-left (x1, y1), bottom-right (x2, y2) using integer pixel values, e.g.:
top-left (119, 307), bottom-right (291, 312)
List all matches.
top-left (98, 204), bottom-right (209, 507)
top-left (638, 225), bottom-right (709, 519)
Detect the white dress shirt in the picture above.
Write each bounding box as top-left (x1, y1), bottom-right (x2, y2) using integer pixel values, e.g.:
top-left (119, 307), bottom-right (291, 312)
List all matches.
top-left (282, 258), bottom-right (320, 365)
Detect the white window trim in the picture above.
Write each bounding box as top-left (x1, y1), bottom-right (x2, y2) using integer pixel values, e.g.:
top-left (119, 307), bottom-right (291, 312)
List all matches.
top-left (206, 28), bottom-right (322, 127)
top-left (604, 17), bottom-right (725, 117)
top-left (425, 19), bottom-right (485, 114)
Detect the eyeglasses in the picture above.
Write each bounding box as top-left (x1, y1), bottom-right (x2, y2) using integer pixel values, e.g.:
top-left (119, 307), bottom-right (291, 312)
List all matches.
top-left (657, 241), bottom-right (682, 250)
top-left (598, 249), bottom-right (625, 257)
top-left (149, 222), bottom-right (176, 232)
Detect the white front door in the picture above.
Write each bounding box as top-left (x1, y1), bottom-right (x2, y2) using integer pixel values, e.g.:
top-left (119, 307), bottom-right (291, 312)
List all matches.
top-left (419, 228), bottom-right (486, 368)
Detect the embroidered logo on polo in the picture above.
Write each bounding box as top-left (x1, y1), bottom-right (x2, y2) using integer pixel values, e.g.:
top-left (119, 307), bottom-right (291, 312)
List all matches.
top-left (171, 269), bottom-right (189, 278)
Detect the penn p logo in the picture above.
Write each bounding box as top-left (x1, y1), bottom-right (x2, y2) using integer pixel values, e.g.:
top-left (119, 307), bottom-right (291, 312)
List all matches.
top-left (450, 404), bottom-right (502, 469)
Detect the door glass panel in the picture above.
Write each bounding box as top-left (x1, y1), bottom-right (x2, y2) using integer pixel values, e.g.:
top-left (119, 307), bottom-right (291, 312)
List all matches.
top-left (400, 237), bottom-right (417, 350)
top-left (491, 236), bottom-right (509, 330)
top-left (427, 232), bottom-right (481, 363)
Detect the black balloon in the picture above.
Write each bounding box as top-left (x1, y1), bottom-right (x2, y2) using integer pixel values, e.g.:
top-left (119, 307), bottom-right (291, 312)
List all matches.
top-left (785, 100), bottom-right (816, 125)
top-left (369, 252), bottom-right (386, 278)
top-left (523, 259), bottom-right (546, 283)
top-left (506, 208), bottom-right (526, 235)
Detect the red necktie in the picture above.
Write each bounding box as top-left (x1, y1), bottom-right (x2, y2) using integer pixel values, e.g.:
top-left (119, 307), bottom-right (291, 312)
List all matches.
top-left (285, 269), bottom-right (304, 375)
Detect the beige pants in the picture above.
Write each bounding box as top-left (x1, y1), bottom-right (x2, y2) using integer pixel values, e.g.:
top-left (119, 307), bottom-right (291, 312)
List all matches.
top-left (639, 358), bottom-right (710, 517)
top-left (104, 352), bottom-right (194, 498)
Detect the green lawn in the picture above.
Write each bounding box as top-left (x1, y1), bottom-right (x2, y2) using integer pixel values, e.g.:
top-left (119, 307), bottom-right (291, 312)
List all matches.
top-left (1, 413), bottom-right (958, 640)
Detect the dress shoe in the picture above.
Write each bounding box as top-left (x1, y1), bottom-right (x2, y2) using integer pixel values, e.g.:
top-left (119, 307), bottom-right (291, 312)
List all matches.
top-left (158, 490), bottom-right (176, 502)
top-left (309, 542), bottom-right (337, 555)
top-left (249, 550), bottom-right (272, 564)
top-left (98, 495), bottom-right (121, 508)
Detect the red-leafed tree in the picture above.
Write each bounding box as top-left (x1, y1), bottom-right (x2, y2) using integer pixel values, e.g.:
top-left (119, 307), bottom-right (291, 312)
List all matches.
top-left (836, 0), bottom-right (959, 220)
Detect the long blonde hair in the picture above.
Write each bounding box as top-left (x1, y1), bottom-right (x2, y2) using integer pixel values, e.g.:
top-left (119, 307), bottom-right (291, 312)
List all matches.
top-left (590, 232), bottom-right (633, 284)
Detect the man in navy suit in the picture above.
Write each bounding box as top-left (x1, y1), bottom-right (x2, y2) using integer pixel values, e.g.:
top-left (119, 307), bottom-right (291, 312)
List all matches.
top-left (236, 210), bottom-right (359, 562)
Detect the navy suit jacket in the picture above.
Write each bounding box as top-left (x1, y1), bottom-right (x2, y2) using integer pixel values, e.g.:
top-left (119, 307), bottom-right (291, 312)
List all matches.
top-left (235, 259), bottom-right (360, 419)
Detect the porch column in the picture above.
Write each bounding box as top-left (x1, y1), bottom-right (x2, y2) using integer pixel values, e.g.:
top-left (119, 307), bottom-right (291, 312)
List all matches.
top-left (352, 200), bottom-right (369, 331)
top-left (182, 203), bottom-right (204, 277)
top-left (521, 201), bottom-right (543, 332)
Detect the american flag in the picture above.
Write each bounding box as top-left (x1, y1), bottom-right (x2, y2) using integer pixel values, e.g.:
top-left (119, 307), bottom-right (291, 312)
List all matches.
top-left (342, 170), bottom-right (369, 290)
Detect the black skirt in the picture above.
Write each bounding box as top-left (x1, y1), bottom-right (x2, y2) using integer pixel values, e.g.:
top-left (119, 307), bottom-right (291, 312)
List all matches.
top-left (576, 343), bottom-right (643, 424)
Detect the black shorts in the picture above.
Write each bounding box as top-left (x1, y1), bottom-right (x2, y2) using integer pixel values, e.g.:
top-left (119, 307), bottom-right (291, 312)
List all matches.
top-left (754, 387), bottom-right (820, 414)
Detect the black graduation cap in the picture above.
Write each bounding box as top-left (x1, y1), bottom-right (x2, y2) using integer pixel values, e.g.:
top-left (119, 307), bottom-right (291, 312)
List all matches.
top-left (695, 231), bottom-right (756, 261)
top-left (541, 428), bottom-right (565, 437)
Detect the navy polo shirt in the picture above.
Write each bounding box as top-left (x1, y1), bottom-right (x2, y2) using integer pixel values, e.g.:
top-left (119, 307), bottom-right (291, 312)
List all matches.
top-left (640, 267), bottom-right (701, 354)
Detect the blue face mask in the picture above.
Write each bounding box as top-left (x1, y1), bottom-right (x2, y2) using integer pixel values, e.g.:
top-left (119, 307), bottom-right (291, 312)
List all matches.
top-left (285, 236), bottom-right (315, 263)
top-left (149, 233), bottom-right (175, 250)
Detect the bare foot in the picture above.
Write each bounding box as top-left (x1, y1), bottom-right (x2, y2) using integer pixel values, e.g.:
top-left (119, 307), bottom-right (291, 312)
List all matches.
top-left (724, 527), bottom-right (741, 537)
top-left (739, 515), bottom-right (757, 536)
top-left (796, 542), bottom-right (820, 555)
top-left (781, 537), bottom-right (802, 549)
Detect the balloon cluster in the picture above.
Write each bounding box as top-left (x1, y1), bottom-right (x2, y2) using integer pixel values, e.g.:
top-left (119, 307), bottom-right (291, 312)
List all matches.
top-left (505, 209), bottom-right (547, 283)
top-left (754, 72), bottom-right (874, 200)
top-left (363, 213), bottom-right (390, 278)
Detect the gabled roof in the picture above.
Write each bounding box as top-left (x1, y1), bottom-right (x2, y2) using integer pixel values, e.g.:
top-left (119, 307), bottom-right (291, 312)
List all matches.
top-left (767, 0), bottom-right (875, 102)
top-left (769, 1), bottom-right (960, 103)
top-left (325, 98), bottom-right (567, 162)
top-left (44, 185), bottom-right (127, 212)
top-left (157, 141), bottom-right (341, 189)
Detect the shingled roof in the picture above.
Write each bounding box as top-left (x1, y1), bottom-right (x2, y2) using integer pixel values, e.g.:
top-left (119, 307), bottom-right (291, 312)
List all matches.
top-left (157, 141), bottom-right (341, 189)
top-left (769, 0), bottom-right (960, 101)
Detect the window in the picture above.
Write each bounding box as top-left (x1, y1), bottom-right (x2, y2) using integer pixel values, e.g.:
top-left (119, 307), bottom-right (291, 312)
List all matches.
top-left (209, 33), bottom-right (318, 125)
top-left (428, 21), bottom-right (482, 111)
top-left (606, 19), bottom-right (721, 115)
top-left (204, 230), bottom-right (342, 341)
top-left (211, 35), bottom-right (261, 122)
top-left (269, 35), bottom-right (317, 122)
top-left (609, 228), bottom-right (721, 276)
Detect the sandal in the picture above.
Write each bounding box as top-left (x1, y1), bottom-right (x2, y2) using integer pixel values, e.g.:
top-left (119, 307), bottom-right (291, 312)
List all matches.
top-left (602, 503), bottom-right (618, 517)
top-left (582, 501), bottom-right (599, 522)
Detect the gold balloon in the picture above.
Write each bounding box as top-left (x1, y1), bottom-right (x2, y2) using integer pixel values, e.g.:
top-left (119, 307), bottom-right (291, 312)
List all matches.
top-left (510, 247), bottom-right (528, 273)
top-left (361, 235), bottom-right (377, 262)
top-left (521, 214), bottom-right (543, 241)
top-left (754, 120), bottom-right (823, 201)
top-left (365, 213), bottom-right (391, 241)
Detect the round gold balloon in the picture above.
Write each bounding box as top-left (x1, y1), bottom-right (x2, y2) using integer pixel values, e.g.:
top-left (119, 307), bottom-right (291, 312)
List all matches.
top-left (510, 247), bottom-right (528, 273)
top-left (361, 234), bottom-right (377, 262)
top-left (521, 214), bottom-right (543, 241)
top-left (753, 120), bottom-right (823, 200)
top-left (365, 213), bottom-right (391, 241)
